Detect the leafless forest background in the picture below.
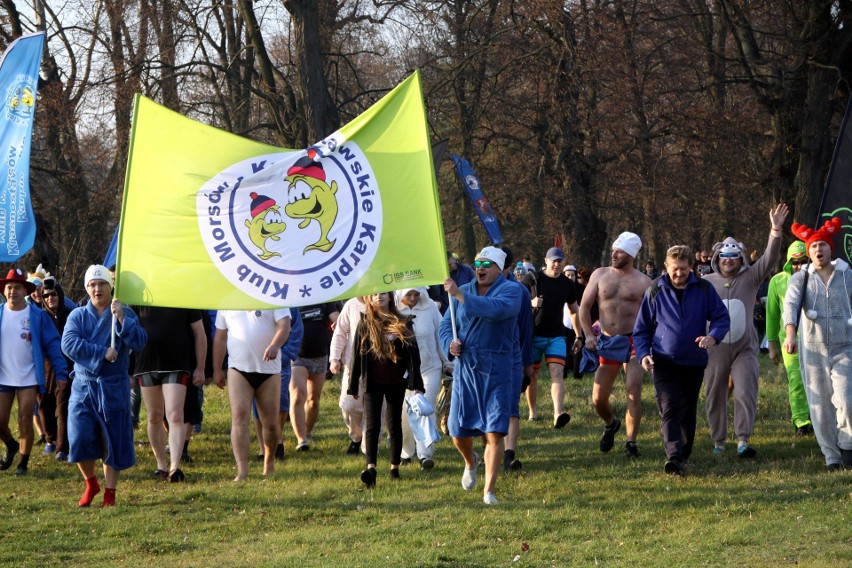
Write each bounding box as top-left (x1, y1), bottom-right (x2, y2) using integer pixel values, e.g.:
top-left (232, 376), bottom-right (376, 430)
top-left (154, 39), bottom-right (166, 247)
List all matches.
top-left (2, 0), bottom-right (850, 290)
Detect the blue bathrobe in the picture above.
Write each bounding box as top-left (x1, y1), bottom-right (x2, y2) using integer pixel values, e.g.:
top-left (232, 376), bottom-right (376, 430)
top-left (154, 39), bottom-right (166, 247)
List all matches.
top-left (63, 303), bottom-right (147, 470)
top-left (439, 275), bottom-right (523, 437)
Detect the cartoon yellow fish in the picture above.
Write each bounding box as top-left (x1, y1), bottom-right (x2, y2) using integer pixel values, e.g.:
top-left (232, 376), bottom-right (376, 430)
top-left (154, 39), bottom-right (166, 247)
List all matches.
top-left (245, 192), bottom-right (286, 260)
top-left (10, 86), bottom-right (34, 112)
top-left (284, 156), bottom-right (338, 253)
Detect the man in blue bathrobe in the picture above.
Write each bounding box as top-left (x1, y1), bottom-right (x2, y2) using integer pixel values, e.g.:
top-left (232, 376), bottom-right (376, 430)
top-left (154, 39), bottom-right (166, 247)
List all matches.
top-left (63, 265), bottom-right (147, 507)
top-left (440, 246), bottom-right (522, 505)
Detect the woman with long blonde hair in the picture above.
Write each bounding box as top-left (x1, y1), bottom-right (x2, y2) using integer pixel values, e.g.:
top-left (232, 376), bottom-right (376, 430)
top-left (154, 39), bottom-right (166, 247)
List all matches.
top-left (347, 292), bottom-right (424, 487)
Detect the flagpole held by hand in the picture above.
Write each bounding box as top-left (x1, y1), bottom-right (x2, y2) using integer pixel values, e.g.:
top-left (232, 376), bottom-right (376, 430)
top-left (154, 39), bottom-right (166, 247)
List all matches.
top-left (448, 292), bottom-right (458, 342)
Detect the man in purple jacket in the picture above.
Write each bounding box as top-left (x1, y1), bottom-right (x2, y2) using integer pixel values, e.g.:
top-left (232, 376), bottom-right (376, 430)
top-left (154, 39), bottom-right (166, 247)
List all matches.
top-left (633, 246), bottom-right (730, 476)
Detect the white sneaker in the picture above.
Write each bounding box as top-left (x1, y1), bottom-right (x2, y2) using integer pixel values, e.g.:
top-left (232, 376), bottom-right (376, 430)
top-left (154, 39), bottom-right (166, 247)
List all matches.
top-left (483, 492), bottom-right (497, 505)
top-left (461, 452), bottom-right (479, 490)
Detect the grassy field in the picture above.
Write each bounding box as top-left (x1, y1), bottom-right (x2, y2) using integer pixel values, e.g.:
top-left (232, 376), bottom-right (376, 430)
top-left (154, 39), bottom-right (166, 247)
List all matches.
top-left (1, 355), bottom-right (850, 567)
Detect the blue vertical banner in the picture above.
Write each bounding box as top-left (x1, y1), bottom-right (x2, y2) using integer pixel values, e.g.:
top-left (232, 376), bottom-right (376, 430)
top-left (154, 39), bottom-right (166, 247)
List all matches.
top-left (451, 154), bottom-right (503, 245)
top-left (0, 32), bottom-right (44, 262)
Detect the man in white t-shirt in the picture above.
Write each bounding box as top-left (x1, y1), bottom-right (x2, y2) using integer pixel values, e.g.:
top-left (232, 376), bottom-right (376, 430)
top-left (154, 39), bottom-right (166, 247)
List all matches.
top-left (0, 269), bottom-right (67, 476)
top-left (212, 309), bottom-right (291, 481)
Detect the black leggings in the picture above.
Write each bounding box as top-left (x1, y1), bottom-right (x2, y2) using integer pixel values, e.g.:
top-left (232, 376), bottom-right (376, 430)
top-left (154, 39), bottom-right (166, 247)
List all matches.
top-left (363, 381), bottom-right (407, 467)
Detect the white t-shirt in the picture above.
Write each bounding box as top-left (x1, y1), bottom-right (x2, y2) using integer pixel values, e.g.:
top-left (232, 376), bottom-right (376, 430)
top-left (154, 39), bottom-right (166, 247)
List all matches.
top-left (0, 305), bottom-right (37, 387)
top-left (562, 304), bottom-right (574, 330)
top-left (215, 309), bottom-right (290, 374)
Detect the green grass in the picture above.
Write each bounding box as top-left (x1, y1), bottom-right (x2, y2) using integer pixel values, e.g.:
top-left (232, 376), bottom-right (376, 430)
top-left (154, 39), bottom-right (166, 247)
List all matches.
top-left (2, 355), bottom-right (850, 567)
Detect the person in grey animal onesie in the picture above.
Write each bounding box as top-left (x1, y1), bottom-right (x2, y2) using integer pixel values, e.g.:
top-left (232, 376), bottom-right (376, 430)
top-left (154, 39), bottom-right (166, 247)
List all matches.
top-left (783, 217), bottom-right (852, 471)
top-left (703, 204), bottom-right (788, 457)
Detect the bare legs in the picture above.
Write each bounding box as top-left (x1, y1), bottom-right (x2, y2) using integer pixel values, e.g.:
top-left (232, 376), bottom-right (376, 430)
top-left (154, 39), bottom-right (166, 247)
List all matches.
top-left (453, 432), bottom-right (504, 498)
top-left (141, 382), bottom-right (187, 473)
top-left (227, 370), bottom-right (281, 480)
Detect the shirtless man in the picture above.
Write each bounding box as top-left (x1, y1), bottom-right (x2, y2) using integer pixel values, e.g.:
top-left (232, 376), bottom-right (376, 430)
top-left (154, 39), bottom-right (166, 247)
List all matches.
top-left (580, 232), bottom-right (652, 458)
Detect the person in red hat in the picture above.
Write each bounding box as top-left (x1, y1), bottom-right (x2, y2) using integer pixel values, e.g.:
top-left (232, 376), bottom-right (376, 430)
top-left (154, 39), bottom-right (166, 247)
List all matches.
top-left (0, 268), bottom-right (68, 475)
top-left (783, 217), bottom-right (852, 471)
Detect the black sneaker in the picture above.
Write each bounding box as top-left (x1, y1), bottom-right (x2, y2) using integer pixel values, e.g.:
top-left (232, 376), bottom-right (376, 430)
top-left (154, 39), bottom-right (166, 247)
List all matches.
top-left (554, 412), bottom-right (571, 429)
top-left (151, 469), bottom-right (169, 481)
top-left (181, 452), bottom-right (193, 464)
top-left (600, 419), bottom-right (621, 452)
top-left (390, 468), bottom-right (401, 480)
top-left (624, 441), bottom-right (640, 458)
top-left (168, 468), bottom-right (185, 482)
top-left (419, 458), bottom-right (434, 471)
top-left (795, 424), bottom-right (813, 437)
top-left (275, 443), bottom-right (286, 459)
top-left (360, 466), bottom-right (377, 487)
top-left (347, 440), bottom-right (361, 455)
top-left (0, 440), bottom-right (19, 471)
top-left (400, 457), bottom-right (412, 465)
top-left (509, 459), bottom-right (523, 471)
top-left (826, 463), bottom-right (841, 472)
top-left (737, 445), bottom-right (757, 459)
top-left (664, 460), bottom-right (685, 476)
top-left (255, 453), bottom-right (265, 462)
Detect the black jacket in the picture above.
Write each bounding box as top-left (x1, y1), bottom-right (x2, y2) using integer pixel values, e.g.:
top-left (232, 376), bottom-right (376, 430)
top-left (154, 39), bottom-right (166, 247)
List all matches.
top-left (347, 317), bottom-right (424, 395)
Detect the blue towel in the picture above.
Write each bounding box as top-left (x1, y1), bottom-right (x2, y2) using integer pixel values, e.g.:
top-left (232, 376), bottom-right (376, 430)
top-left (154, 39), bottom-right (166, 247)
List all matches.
top-left (597, 334), bottom-right (632, 364)
top-left (578, 348), bottom-right (599, 374)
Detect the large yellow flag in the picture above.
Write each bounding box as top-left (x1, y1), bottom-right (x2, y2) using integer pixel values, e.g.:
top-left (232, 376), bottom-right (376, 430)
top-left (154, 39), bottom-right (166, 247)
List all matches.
top-left (117, 71), bottom-right (447, 309)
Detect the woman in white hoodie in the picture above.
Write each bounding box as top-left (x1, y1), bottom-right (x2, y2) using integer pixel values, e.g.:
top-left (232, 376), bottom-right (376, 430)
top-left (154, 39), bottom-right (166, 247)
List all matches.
top-left (395, 288), bottom-right (451, 470)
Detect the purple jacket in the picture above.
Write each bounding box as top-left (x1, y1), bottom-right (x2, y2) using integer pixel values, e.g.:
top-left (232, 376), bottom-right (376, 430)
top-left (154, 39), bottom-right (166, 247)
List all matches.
top-left (633, 273), bottom-right (730, 367)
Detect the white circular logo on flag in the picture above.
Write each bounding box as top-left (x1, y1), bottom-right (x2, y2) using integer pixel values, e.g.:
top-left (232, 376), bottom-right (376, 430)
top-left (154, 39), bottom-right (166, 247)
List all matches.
top-left (196, 143), bottom-right (382, 304)
top-left (5, 75), bottom-right (36, 124)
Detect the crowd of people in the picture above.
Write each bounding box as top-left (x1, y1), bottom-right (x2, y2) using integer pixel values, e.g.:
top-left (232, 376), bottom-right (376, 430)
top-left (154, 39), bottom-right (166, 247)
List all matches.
top-left (1, 202), bottom-right (850, 508)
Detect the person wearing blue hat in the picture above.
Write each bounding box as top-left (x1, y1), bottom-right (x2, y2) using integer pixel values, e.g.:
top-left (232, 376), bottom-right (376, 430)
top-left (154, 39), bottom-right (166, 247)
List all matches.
top-left (520, 247), bottom-right (581, 427)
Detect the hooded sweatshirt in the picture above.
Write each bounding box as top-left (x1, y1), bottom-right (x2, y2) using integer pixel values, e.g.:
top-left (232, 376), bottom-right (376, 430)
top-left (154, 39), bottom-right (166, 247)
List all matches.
top-left (395, 287), bottom-right (450, 376)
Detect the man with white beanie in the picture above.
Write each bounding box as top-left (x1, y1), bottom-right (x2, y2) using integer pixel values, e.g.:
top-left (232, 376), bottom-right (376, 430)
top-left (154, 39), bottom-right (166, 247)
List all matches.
top-left (580, 232), bottom-right (652, 458)
top-left (440, 246), bottom-right (522, 505)
top-left (63, 265), bottom-right (147, 507)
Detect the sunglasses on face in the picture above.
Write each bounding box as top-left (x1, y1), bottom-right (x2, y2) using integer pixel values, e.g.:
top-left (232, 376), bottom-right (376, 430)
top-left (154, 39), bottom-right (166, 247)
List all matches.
top-left (473, 260), bottom-right (495, 269)
top-left (719, 253), bottom-right (739, 259)
top-left (42, 292), bottom-right (58, 298)
top-left (791, 260), bottom-right (807, 266)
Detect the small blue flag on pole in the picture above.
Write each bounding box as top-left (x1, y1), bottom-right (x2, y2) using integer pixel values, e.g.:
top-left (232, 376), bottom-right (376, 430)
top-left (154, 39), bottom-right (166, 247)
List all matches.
top-left (451, 154), bottom-right (503, 245)
top-left (0, 32), bottom-right (44, 262)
